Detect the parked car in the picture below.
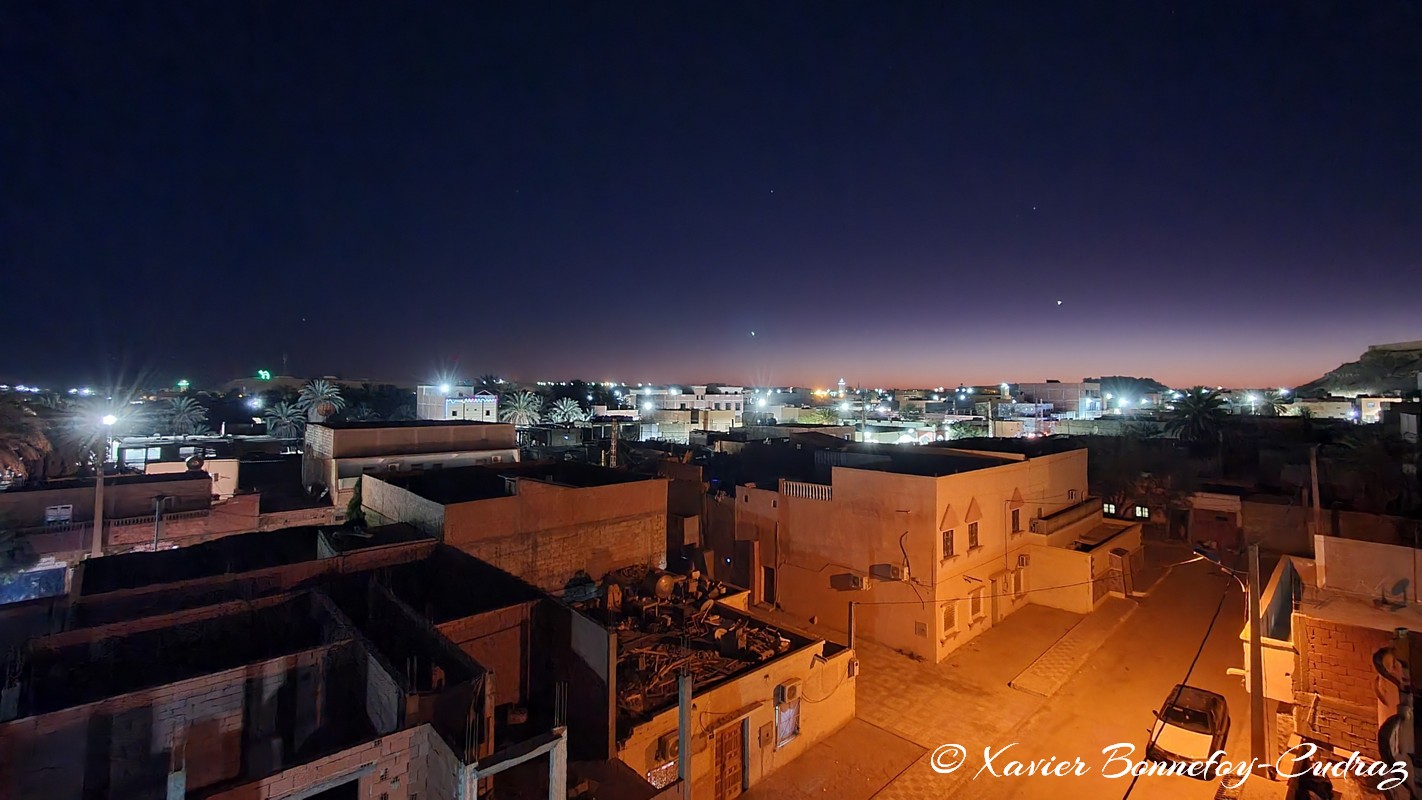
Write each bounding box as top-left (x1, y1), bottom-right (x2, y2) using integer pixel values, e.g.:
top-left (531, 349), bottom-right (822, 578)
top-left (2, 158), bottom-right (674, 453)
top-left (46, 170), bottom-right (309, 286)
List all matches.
top-left (1146, 684), bottom-right (1231, 778)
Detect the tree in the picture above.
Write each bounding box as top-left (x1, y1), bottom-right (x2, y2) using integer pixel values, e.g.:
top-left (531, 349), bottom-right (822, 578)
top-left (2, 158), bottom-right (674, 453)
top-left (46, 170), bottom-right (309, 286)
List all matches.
top-left (1163, 387), bottom-right (1228, 442)
top-left (345, 403), bottom-right (380, 422)
top-left (805, 407), bottom-right (840, 425)
top-left (165, 396), bottom-right (210, 435)
top-left (0, 399), bottom-right (51, 481)
top-left (476, 374), bottom-right (503, 389)
top-left (298, 379), bottom-right (346, 421)
top-left (265, 401), bottom-right (307, 439)
top-left (500, 391), bottom-right (543, 426)
top-left (548, 397), bottom-right (588, 425)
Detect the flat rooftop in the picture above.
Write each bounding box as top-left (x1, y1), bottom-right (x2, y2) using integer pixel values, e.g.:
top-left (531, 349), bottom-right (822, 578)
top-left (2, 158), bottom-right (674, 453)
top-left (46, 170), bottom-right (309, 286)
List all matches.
top-left (24, 592), bottom-right (342, 715)
top-left (852, 448), bottom-right (1017, 478)
top-left (79, 523), bottom-right (427, 595)
top-left (0, 470), bottom-right (209, 494)
top-left (379, 461), bottom-right (653, 505)
top-left (314, 419), bottom-right (508, 430)
top-left (923, 435), bottom-right (1087, 458)
top-left (1292, 557), bottom-right (1422, 633)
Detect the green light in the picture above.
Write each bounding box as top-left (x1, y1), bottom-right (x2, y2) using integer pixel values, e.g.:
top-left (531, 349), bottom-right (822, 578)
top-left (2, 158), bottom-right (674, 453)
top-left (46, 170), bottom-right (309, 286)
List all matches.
top-left (256, 369), bottom-right (272, 381)
top-left (177, 379), bottom-right (190, 389)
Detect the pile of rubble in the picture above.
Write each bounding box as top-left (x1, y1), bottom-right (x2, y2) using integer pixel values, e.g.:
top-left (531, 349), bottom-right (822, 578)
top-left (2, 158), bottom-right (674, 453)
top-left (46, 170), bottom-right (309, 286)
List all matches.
top-left (567, 565), bottom-right (793, 720)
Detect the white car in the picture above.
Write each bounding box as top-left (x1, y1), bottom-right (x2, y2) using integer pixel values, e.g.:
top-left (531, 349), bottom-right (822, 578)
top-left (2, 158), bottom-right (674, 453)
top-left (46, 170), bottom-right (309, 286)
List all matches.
top-left (1146, 684), bottom-right (1231, 778)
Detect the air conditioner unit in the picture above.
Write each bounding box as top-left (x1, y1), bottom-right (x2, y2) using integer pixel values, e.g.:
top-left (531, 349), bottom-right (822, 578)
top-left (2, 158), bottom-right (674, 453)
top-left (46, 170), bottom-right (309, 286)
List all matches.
top-left (775, 679), bottom-right (802, 705)
top-left (846, 658), bottom-right (861, 678)
top-left (869, 563), bottom-right (907, 582)
top-left (1018, 554), bottom-right (1030, 568)
top-left (847, 574), bottom-right (873, 591)
top-left (655, 731), bottom-right (680, 761)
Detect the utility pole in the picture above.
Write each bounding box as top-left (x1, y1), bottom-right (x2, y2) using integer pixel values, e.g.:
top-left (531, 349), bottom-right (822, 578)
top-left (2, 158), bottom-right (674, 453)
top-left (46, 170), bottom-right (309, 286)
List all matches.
top-left (1309, 444), bottom-right (1323, 539)
top-left (1248, 543), bottom-right (1266, 774)
top-left (90, 464), bottom-right (106, 558)
top-left (677, 673), bottom-right (693, 800)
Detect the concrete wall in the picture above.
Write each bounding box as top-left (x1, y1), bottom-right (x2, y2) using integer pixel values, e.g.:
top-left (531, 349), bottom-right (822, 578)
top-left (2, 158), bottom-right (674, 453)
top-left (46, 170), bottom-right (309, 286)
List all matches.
top-left (0, 473), bottom-right (212, 528)
top-left (1292, 614), bottom-right (1391, 759)
top-left (437, 601), bottom-right (536, 709)
top-left (1315, 535), bottom-right (1422, 602)
top-left (309, 422), bottom-right (518, 459)
top-left (617, 641), bottom-right (855, 796)
top-left (441, 478), bottom-right (668, 592)
top-left (1245, 501), bottom-right (1422, 554)
top-left (362, 475), bottom-right (447, 537)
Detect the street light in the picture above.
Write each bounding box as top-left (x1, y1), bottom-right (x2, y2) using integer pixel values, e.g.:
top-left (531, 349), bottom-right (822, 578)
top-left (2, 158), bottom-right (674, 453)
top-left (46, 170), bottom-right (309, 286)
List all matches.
top-left (92, 414), bottom-right (117, 557)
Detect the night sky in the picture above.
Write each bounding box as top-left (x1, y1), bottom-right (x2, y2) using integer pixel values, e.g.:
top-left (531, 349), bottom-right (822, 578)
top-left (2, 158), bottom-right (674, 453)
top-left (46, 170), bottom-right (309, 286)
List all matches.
top-left (4, 3), bottom-right (1420, 390)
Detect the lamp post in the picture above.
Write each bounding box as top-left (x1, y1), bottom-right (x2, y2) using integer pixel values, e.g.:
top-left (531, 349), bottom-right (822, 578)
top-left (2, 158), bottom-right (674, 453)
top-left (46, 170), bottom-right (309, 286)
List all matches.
top-left (90, 414), bottom-right (117, 557)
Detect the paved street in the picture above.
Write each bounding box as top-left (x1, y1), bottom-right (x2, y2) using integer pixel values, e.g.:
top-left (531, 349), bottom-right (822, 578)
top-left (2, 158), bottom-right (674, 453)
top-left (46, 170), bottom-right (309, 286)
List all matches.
top-left (761, 541), bottom-right (1287, 800)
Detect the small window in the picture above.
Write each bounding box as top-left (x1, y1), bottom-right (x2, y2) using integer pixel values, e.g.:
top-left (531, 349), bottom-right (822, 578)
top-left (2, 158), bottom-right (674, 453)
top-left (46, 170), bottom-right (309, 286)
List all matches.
top-left (942, 600), bottom-right (958, 634)
top-left (776, 696), bottom-right (801, 748)
top-left (942, 529), bottom-right (955, 559)
top-left (970, 588), bottom-right (986, 619)
top-left (1103, 502), bottom-right (1117, 515)
top-left (1133, 505), bottom-right (1149, 519)
top-left (45, 505), bottom-right (73, 525)
top-left (1068, 489), bottom-right (1078, 501)
top-left (1011, 508), bottom-right (1022, 532)
top-left (968, 522), bottom-right (979, 549)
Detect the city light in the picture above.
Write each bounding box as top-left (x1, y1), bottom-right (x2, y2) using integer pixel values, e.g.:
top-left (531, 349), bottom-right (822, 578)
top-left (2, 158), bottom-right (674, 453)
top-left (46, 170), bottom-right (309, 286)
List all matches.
top-left (642, 402), bottom-right (653, 411)
top-left (439, 383), bottom-right (451, 394)
top-left (757, 398), bottom-right (766, 408)
top-left (247, 397), bottom-right (264, 410)
top-left (101, 414), bottom-right (117, 426)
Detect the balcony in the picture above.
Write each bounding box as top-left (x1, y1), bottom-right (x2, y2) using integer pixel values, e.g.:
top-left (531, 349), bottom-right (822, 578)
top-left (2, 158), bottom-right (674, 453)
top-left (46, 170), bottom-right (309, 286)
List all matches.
top-left (780, 480), bottom-right (832, 501)
top-left (1029, 496), bottom-right (1102, 536)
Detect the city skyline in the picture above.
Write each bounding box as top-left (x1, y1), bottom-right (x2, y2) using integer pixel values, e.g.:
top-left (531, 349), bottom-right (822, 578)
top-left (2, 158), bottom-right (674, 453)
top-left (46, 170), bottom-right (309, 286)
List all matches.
top-left (5, 4), bottom-right (1420, 389)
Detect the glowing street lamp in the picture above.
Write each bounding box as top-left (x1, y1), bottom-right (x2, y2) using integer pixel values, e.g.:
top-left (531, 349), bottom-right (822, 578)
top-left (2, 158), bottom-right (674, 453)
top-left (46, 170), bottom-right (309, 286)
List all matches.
top-left (92, 413), bottom-right (118, 557)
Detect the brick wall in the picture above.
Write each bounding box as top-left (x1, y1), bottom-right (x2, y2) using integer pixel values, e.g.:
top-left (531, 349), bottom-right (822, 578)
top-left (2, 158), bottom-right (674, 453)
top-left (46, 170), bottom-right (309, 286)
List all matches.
top-left (437, 602), bottom-right (534, 708)
top-left (0, 644), bottom-right (343, 798)
top-left (1294, 614), bottom-right (1391, 758)
top-left (455, 512), bottom-right (665, 592)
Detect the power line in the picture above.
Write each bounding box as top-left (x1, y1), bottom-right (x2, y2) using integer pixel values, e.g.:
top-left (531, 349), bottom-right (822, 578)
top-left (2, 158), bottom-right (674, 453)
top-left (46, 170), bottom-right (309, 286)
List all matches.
top-left (1120, 579), bottom-right (1231, 800)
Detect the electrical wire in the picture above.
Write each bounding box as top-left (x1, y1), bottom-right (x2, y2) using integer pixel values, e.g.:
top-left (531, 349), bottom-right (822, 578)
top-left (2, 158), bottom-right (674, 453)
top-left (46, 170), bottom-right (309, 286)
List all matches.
top-left (1120, 578), bottom-right (1231, 800)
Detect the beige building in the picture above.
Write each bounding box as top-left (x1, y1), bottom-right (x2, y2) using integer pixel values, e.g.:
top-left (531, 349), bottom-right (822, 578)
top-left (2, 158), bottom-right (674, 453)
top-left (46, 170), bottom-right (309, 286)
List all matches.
top-left (1015, 380), bottom-right (1103, 419)
top-left (416, 384), bottom-right (500, 422)
top-left (360, 461), bottom-right (668, 591)
top-left (302, 420), bottom-right (520, 507)
top-left (740, 441), bottom-right (1142, 662)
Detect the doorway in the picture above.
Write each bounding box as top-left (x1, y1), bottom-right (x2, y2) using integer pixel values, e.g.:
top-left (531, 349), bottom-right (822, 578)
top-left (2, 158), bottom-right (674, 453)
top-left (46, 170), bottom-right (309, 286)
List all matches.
top-left (714, 721), bottom-right (745, 800)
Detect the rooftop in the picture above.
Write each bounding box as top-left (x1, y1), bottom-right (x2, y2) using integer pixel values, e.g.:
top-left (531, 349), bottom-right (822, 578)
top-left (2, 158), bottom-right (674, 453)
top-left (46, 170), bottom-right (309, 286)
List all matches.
top-left (0, 469), bottom-right (210, 494)
top-left (923, 435), bottom-right (1088, 458)
top-left (79, 523), bottom-right (428, 595)
top-left (313, 419), bottom-right (508, 430)
top-left (379, 461), bottom-right (654, 505)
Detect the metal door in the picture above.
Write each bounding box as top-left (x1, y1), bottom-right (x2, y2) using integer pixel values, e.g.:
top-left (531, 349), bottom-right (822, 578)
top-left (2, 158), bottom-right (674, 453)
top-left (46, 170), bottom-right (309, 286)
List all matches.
top-left (715, 723), bottom-right (744, 800)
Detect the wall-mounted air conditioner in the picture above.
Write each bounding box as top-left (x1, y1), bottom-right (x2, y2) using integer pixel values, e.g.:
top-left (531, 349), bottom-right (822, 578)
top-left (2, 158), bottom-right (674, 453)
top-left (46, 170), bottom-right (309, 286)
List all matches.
top-left (775, 679), bottom-right (801, 705)
top-left (655, 730), bottom-right (680, 761)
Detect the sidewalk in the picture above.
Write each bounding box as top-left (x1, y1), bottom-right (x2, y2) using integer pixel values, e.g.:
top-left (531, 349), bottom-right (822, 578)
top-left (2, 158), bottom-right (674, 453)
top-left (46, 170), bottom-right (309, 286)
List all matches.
top-left (740, 719), bottom-right (923, 800)
top-left (1008, 596), bottom-right (1137, 697)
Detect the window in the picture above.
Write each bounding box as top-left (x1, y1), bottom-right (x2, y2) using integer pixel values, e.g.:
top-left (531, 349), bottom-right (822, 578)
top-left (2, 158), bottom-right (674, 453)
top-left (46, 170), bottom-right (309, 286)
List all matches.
top-left (1011, 508), bottom-right (1022, 532)
top-left (967, 522), bottom-right (979, 549)
top-left (1133, 505), bottom-right (1149, 519)
top-left (1103, 502), bottom-right (1118, 515)
top-left (44, 505), bottom-right (73, 525)
top-left (776, 696), bottom-right (801, 748)
top-left (970, 588), bottom-right (986, 619)
top-left (1068, 489), bottom-right (1078, 501)
top-left (1013, 569), bottom-right (1025, 598)
top-left (942, 600), bottom-right (958, 635)
top-left (714, 402), bottom-right (722, 410)
top-left (941, 529), bottom-right (955, 559)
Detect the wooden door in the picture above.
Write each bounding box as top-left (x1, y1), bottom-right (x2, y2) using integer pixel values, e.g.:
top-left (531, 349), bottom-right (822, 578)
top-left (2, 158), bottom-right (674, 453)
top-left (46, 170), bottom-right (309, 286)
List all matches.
top-left (714, 724), bottom-right (744, 800)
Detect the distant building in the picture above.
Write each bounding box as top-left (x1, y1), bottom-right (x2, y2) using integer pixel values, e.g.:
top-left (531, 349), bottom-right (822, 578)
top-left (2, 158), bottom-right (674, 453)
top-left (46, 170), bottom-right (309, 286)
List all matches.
top-left (302, 420), bottom-right (520, 508)
top-left (1015, 380), bottom-right (1102, 419)
top-left (638, 384), bottom-right (745, 415)
top-left (416, 383), bottom-right (500, 422)
top-left (1357, 395), bottom-right (1403, 424)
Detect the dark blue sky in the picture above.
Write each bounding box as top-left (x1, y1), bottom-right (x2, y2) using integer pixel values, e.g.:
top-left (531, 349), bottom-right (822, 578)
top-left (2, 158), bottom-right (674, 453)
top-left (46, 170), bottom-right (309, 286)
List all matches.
top-left (4, 2), bottom-right (1420, 389)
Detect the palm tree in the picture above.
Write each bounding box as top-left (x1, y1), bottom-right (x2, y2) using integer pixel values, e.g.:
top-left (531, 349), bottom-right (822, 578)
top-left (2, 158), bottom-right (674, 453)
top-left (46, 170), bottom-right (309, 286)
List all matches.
top-left (298, 379), bottom-right (346, 421)
top-left (346, 403), bottom-right (380, 422)
top-left (264, 401), bottom-right (307, 439)
top-left (1163, 387), bottom-right (1228, 442)
top-left (806, 407), bottom-right (840, 425)
top-left (477, 373), bottom-right (503, 389)
top-left (548, 397), bottom-right (588, 425)
top-left (0, 399), bottom-right (51, 481)
top-left (165, 396), bottom-right (209, 435)
top-left (500, 391), bottom-right (543, 426)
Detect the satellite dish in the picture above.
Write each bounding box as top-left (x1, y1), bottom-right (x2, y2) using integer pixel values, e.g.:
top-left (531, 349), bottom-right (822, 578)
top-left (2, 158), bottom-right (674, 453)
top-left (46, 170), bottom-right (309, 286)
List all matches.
top-left (186, 455), bottom-right (205, 471)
